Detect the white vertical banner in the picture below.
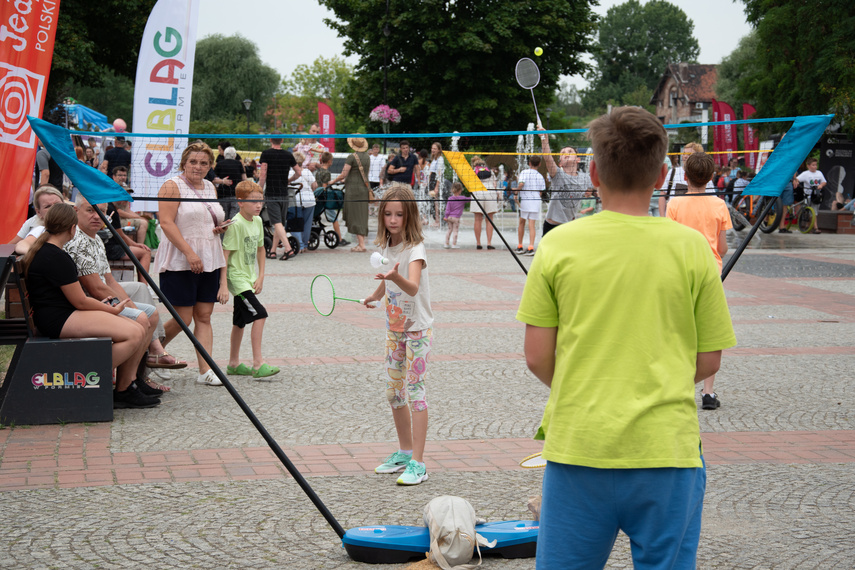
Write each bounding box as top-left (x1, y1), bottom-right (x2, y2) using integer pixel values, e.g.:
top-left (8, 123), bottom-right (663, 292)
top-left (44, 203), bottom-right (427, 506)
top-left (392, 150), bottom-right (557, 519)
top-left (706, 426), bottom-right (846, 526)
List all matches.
top-left (131, 0), bottom-right (201, 211)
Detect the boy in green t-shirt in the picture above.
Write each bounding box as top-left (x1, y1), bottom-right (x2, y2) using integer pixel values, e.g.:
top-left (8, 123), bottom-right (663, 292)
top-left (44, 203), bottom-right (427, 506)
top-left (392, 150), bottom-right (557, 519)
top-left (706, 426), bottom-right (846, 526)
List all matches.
top-left (517, 107), bottom-right (736, 568)
top-left (221, 181), bottom-right (280, 379)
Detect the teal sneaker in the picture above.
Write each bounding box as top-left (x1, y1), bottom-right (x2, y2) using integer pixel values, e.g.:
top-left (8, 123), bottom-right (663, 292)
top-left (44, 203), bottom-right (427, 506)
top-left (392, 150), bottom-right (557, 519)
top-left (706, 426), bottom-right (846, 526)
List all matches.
top-left (374, 451), bottom-right (412, 474)
top-left (396, 460), bottom-right (428, 485)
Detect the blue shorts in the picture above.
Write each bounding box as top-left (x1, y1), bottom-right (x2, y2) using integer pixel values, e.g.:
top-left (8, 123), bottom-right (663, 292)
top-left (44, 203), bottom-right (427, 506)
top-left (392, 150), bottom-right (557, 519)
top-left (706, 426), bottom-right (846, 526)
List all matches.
top-left (119, 301), bottom-right (156, 322)
top-left (159, 270), bottom-right (220, 306)
top-left (537, 459), bottom-right (706, 569)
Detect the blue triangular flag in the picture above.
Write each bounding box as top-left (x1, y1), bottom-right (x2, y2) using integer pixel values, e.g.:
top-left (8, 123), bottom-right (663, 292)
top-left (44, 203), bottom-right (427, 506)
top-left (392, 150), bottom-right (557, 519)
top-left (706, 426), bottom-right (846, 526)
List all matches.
top-left (742, 114), bottom-right (833, 197)
top-left (27, 115), bottom-right (131, 204)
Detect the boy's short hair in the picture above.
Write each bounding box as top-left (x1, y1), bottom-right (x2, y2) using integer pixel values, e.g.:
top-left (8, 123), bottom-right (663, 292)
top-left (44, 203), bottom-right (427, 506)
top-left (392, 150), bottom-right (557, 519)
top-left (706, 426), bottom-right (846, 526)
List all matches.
top-left (683, 142), bottom-right (704, 154)
top-left (684, 152), bottom-right (715, 187)
top-left (528, 156), bottom-right (542, 167)
top-left (586, 106), bottom-right (668, 192)
top-left (293, 151), bottom-right (305, 164)
top-left (236, 180), bottom-right (263, 200)
top-left (320, 151), bottom-right (333, 164)
top-left (805, 157), bottom-right (818, 166)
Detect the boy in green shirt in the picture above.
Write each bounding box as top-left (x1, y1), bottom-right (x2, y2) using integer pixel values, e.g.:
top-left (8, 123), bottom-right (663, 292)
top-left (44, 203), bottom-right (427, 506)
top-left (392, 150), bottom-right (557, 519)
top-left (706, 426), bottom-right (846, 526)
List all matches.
top-left (222, 181), bottom-right (279, 379)
top-left (517, 107), bottom-right (736, 568)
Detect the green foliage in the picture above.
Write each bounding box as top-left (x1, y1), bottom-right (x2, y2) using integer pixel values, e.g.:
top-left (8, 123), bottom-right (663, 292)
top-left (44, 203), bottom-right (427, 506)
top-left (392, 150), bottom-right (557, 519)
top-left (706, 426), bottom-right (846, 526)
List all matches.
top-left (278, 56), bottom-right (359, 150)
top-left (68, 70), bottom-right (135, 129)
top-left (737, 0), bottom-right (855, 131)
top-left (191, 35), bottom-right (280, 123)
top-left (49, 1), bottom-right (157, 113)
top-left (715, 31), bottom-right (759, 110)
top-left (583, 0), bottom-right (699, 112)
top-left (319, 0), bottom-right (598, 133)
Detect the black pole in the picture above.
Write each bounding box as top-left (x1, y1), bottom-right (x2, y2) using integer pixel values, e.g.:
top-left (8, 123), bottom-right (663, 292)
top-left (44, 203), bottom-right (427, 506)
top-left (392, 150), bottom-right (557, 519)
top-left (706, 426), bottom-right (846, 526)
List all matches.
top-left (94, 206), bottom-right (346, 539)
top-left (469, 192), bottom-right (528, 275)
top-left (721, 196), bottom-right (775, 282)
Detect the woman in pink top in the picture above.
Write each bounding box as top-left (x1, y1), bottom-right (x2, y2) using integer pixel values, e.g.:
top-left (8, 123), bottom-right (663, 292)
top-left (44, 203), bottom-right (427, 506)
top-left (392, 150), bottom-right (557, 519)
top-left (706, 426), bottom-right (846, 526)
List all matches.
top-left (154, 142), bottom-right (229, 386)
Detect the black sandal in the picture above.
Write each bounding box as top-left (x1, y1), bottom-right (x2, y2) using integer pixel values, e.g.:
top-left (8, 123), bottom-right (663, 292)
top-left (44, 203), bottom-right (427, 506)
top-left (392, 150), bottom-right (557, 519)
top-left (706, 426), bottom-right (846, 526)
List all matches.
top-left (487, 245), bottom-right (496, 250)
top-left (476, 245), bottom-right (483, 250)
top-left (265, 251), bottom-right (277, 259)
top-left (280, 250), bottom-right (297, 260)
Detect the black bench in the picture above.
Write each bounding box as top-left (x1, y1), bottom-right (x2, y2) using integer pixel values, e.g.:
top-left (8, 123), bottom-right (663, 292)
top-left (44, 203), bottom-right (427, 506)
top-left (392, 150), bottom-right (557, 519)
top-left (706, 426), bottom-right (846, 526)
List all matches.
top-left (0, 245), bottom-right (113, 425)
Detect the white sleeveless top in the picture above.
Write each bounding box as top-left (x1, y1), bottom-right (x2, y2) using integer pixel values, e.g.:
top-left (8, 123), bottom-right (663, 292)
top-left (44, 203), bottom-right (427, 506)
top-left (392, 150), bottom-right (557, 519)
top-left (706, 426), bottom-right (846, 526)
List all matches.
top-left (153, 176), bottom-right (226, 273)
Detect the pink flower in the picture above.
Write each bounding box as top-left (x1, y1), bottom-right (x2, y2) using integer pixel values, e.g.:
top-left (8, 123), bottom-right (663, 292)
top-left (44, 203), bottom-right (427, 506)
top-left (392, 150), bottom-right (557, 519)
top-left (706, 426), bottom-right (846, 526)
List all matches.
top-left (369, 104), bottom-right (402, 124)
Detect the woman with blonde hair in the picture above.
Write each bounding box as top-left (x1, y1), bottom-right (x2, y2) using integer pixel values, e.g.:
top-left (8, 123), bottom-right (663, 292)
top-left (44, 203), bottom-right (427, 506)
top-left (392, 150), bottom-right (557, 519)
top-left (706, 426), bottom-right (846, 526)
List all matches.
top-left (154, 141), bottom-right (229, 386)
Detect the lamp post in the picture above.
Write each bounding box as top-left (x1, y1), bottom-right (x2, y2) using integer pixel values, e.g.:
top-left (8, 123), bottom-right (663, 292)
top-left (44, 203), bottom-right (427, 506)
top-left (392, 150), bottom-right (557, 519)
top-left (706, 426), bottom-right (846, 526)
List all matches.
top-left (242, 99), bottom-right (252, 149)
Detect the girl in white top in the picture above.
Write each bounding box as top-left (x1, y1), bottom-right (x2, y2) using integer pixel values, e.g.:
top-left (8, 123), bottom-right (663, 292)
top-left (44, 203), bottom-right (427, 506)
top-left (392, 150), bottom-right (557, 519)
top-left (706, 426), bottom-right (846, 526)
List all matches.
top-left (363, 185), bottom-right (433, 486)
top-left (292, 152), bottom-right (317, 253)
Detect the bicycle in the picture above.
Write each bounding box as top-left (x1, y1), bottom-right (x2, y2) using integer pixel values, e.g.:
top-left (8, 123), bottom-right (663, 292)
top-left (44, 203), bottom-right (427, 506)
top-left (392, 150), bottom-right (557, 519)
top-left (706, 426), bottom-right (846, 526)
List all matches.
top-left (777, 194), bottom-right (818, 234)
top-left (731, 194), bottom-right (782, 233)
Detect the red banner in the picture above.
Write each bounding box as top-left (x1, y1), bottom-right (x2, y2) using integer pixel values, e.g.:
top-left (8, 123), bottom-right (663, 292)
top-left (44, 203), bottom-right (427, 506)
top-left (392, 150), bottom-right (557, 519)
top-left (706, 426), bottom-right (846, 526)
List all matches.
top-left (718, 101), bottom-right (738, 167)
top-left (0, 0), bottom-right (61, 242)
top-left (318, 101), bottom-right (336, 153)
top-left (743, 103), bottom-right (758, 171)
top-left (712, 99), bottom-right (723, 166)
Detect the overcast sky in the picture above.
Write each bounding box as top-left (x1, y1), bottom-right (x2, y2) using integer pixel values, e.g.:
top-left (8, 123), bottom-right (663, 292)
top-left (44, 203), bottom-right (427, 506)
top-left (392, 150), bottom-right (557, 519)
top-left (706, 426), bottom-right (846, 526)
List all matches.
top-left (197, 0), bottom-right (752, 90)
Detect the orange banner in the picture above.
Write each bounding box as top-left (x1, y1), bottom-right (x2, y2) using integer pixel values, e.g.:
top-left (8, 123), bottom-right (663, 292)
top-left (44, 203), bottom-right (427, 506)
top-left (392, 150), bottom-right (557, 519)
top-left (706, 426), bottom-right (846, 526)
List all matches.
top-left (0, 0), bottom-right (61, 242)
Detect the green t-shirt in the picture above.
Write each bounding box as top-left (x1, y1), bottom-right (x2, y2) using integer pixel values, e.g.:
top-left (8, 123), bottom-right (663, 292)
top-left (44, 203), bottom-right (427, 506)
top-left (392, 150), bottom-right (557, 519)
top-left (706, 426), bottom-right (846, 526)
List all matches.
top-left (516, 210), bottom-right (736, 469)
top-left (222, 213), bottom-right (264, 296)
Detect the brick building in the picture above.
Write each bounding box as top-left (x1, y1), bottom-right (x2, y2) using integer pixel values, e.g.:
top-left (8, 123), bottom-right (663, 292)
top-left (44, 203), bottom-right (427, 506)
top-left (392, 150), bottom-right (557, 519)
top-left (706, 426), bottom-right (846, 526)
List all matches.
top-left (650, 63), bottom-right (718, 125)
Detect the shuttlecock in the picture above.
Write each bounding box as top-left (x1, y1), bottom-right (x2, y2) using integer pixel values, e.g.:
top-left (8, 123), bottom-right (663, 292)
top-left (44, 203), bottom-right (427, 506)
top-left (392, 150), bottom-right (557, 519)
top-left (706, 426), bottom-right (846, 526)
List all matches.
top-left (370, 252), bottom-right (389, 268)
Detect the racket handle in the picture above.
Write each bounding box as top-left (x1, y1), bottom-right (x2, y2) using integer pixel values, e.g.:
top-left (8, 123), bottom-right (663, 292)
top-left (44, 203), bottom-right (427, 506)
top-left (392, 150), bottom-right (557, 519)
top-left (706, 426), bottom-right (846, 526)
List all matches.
top-left (361, 300), bottom-right (379, 308)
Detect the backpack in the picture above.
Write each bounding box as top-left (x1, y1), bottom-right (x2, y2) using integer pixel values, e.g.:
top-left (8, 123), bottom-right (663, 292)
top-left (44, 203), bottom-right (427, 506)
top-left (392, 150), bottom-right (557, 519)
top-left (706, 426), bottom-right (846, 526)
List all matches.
top-left (423, 496), bottom-right (496, 569)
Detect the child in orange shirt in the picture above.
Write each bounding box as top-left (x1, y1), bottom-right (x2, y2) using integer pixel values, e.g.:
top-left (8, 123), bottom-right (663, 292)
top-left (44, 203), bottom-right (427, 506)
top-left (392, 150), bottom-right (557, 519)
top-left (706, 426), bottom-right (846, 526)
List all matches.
top-left (666, 152), bottom-right (731, 410)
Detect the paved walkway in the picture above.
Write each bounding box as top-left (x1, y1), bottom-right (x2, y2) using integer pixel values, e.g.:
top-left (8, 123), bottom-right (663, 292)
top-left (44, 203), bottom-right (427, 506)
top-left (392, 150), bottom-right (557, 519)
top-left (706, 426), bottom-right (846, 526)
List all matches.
top-left (1, 217), bottom-right (854, 569)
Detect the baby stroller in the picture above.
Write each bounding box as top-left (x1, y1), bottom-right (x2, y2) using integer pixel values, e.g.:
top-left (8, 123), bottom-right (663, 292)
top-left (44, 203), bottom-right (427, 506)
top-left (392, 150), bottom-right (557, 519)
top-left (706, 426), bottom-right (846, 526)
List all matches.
top-left (308, 184), bottom-right (345, 250)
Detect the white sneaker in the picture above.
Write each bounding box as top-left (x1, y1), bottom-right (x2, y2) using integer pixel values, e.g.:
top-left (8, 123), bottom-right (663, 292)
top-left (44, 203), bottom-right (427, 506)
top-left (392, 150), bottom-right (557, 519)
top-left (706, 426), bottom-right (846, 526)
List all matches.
top-left (443, 244), bottom-right (450, 249)
top-left (152, 368), bottom-right (172, 380)
top-left (196, 369), bottom-right (223, 386)
top-left (451, 245), bottom-right (460, 249)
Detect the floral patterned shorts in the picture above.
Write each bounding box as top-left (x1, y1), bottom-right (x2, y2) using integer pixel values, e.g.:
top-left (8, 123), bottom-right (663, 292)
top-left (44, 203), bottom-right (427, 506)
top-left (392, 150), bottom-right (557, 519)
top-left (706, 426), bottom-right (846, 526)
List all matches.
top-left (384, 328), bottom-right (432, 411)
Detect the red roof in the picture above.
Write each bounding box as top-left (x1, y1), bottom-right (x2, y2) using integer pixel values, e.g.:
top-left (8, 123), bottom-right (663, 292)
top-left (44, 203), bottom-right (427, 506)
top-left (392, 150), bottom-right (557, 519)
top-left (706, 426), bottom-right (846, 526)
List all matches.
top-left (650, 64), bottom-right (718, 104)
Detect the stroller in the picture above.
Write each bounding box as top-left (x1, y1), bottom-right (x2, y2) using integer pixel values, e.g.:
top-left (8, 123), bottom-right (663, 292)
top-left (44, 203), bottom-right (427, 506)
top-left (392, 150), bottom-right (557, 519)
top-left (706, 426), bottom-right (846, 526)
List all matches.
top-left (308, 184), bottom-right (345, 250)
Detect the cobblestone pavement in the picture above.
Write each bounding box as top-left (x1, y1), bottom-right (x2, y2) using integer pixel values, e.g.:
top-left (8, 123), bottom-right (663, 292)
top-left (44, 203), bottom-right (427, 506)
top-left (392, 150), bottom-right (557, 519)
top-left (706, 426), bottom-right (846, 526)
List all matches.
top-left (1, 214), bottom-right (854, 569)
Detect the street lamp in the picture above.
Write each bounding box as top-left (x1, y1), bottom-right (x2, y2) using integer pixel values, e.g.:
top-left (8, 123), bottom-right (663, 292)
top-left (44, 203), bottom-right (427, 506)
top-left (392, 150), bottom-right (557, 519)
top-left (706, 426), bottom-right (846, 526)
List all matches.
top-left (383, 0), bottom-right (391, 153)
top-left (242, 99), bottom-right (252, 148)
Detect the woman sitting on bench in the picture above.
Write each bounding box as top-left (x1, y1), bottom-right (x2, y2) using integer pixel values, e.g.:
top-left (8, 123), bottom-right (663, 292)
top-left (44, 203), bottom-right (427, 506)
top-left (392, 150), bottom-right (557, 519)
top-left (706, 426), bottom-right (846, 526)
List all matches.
top-left (20, 203), bottom-right (155, 408)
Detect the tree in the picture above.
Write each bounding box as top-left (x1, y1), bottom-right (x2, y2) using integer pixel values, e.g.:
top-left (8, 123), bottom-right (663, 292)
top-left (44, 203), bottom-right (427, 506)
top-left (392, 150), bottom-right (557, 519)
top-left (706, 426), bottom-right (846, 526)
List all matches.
top-left (277, 56), bottom-right (360, 148)
top-left (69, 70), bottom-right (135, 128)
top-left (583, 0), bottom-right (700, 112)
top-left (191, 35), bottom-right (280, 124)
top-left (48, 1), bottom-right (157, 117)
top-left (319, 0), bottom-right (598, 133)
top-left (737, 0), bottom-right (855, 131)
top-left (714, 31), bottom-right (759, 111)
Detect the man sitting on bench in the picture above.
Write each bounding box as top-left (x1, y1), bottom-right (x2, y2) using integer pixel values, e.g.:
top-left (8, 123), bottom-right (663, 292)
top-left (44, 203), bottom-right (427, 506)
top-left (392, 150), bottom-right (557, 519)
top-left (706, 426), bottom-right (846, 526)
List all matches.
top-left (65, 195), bottom-right (185, 397)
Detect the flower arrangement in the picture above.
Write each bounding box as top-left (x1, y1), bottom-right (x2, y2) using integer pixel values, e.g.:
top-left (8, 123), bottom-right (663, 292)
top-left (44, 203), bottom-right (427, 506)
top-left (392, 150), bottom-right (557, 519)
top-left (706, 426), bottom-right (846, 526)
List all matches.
top-left (369, 104), bottom-right (401, 124)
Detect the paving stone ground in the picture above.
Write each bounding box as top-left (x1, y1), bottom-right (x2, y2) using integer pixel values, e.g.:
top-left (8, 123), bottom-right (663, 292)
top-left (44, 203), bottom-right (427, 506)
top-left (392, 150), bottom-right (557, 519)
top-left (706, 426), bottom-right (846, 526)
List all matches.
top-left (1, 213), bottom-right (854, 569)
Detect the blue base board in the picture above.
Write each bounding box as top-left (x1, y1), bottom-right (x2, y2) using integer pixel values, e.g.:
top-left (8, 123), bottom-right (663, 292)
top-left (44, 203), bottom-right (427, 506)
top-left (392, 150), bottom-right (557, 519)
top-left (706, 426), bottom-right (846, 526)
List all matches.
top-left (342, 520), bottom-right (538, 564)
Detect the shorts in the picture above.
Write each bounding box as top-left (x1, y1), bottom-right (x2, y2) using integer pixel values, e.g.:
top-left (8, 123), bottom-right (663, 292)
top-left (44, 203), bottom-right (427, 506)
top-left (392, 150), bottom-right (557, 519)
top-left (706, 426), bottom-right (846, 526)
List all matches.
top-left (519, 209), bottom-right (541, 221)
top-left (266, 191), bottom-right (288, 226)
top-left (119, 301), bottom-right (156, 322)
top-left (537, 459), bottom-right (705, 569)
top-left (542, 220), bottom-right (559, 236)
top-left (385, 328), bottom-right (432, 412)
top-left (159, 270), bottom-right (220, 306)
top-left (232, 290), bottom-right (269, 328)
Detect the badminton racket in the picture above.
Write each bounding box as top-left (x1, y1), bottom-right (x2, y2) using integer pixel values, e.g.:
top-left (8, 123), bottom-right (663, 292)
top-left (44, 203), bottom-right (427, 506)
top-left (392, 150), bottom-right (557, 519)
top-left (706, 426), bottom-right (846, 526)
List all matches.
top-left (519, 452), bottom-right (546, 469)
top-left (515, 57), bottom-right (542, 127)
top-left (310, 274), bottom-right (377, 317)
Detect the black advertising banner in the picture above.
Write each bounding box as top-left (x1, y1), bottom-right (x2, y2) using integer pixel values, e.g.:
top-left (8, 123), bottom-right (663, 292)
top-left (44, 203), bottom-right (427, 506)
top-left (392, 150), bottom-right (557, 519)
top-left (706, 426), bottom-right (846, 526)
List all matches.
top-left (820, 134), bottom-right (855, 205)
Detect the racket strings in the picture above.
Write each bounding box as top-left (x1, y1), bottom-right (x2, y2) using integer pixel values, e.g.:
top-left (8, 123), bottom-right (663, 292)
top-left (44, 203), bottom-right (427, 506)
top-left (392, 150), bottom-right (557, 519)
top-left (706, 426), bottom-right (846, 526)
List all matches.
top-left (310, 275), bottom-right (336, 316)
top-left (515, 58), bottom-right (541, 89)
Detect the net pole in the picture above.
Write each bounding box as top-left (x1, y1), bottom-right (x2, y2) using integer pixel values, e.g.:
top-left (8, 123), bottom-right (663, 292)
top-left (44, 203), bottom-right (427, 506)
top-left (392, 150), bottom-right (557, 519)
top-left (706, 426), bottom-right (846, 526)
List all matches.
top-left (720, 195), bottom-right (776, 282)
top-left (470, 192), bottom-right (528, 275)
top-left (93, 207), bottom-right (347, 539)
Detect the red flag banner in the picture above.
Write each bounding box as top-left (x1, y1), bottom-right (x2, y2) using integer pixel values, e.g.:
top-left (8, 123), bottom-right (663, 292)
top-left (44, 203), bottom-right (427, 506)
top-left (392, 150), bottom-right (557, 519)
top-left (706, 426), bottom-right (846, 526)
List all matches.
top-left (743, 103), bottom-right (758, 171)
top-left (318, 101), bottom-right (336, 153)
top-left (712, 99), bottom-right (723, 166)
top-left (719, 101), bottom-right (738, 166)
top-left (0, 0), bottom-right (61, 242)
